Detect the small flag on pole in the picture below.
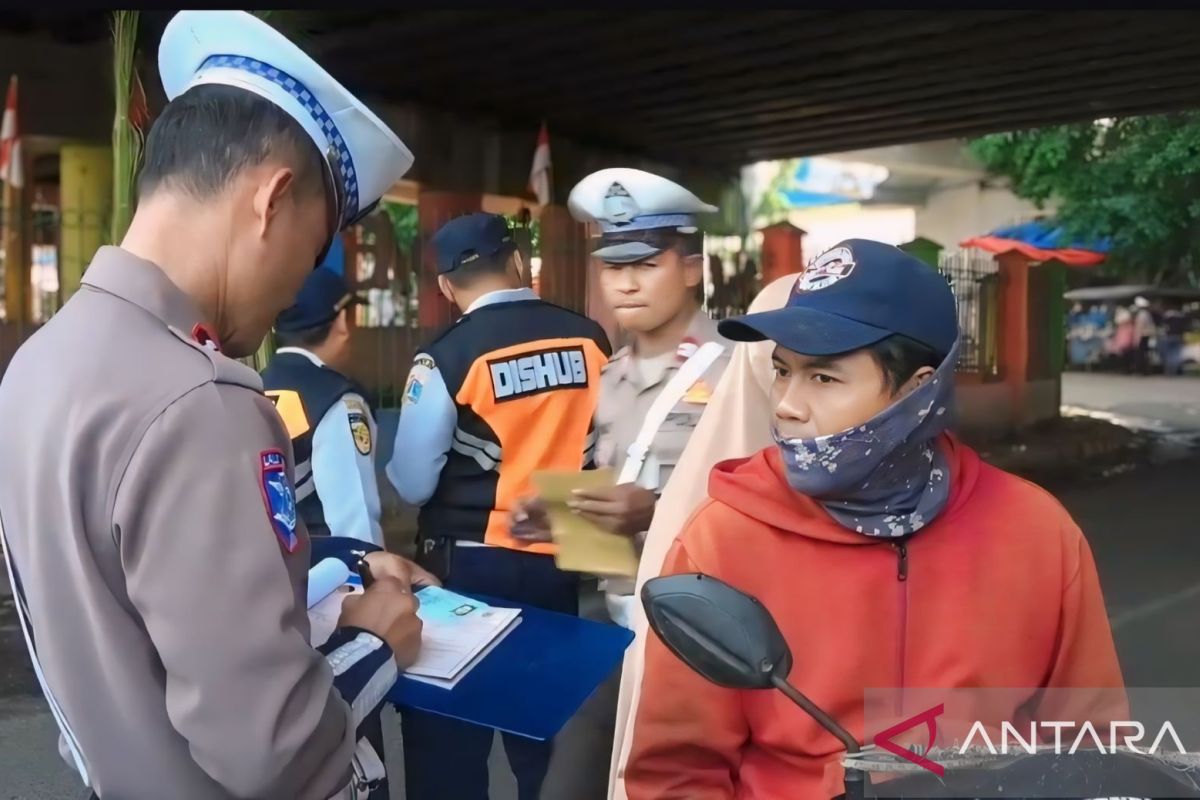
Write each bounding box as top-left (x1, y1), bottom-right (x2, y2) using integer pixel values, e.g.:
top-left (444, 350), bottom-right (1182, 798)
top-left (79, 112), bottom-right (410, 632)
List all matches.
top-left (528, 121), bottom-right (551, 206)
top-left (0, 75), bottom-right (22, 190)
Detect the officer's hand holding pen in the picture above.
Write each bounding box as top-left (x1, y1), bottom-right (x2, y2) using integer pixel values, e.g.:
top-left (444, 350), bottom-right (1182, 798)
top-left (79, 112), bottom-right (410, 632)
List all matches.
top-left (361, 550), bottom-right (441, 589)
top-left (339, 567), bottom-right (424, 668)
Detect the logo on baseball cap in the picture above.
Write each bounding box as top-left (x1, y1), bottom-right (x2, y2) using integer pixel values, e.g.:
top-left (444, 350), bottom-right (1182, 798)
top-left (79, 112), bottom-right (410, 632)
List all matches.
top-left (718, 239), bottom-right (958, 357)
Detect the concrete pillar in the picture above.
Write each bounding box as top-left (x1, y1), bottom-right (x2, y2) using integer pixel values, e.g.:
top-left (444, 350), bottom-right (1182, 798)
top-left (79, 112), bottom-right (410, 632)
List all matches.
top-left (538, 204), bottom-right (589, 315)
top-left (996, 251), bottom-right (1032, 426)
top-left (416, 189), bottom-right (481, 330)
top-left (760, 222), bottom-right (806, 285)
top-left (59, 144), bottom-right (111, 303)
top-left (2, 168), bottom-right (27, 323)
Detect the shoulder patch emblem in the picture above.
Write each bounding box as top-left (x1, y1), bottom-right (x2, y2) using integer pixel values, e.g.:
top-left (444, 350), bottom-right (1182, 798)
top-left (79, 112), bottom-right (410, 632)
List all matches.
top-left (403, 354), bottom-right (436, 408)
top-left (348, 411), bottom-right (372, 456)
top-left (265, 390), bottom-right (310, 439)
top-left (259, 449), bottom-right (299, 553)
top-left (403, 377), bottom-right (423, 406)
top-left (343, 395), bottom-right (369, 417)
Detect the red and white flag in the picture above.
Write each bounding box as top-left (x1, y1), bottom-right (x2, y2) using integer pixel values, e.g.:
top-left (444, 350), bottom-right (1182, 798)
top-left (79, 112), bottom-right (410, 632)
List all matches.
top-left (0, 75), bottom-right (22, 190)
top-left (528, 121), bottom-right (551, 206)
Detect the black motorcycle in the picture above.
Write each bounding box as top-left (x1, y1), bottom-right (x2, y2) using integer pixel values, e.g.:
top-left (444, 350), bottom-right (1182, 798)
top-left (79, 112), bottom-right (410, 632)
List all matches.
top-left (641, 573), bottom-right (1200, 799)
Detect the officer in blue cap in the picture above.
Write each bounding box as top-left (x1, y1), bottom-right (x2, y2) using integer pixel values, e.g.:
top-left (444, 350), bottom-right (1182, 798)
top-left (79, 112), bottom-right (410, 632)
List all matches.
top-left (0, 10), bottom-right (427, 799)
top-left (388, 211), bottom-right (611, 800)
top-left (261, 264), bottom-right (383, 545)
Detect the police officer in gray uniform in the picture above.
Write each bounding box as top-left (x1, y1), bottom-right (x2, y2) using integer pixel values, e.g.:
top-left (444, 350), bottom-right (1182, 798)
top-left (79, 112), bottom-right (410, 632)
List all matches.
top-left (0, 11), bottom-right (426, 799)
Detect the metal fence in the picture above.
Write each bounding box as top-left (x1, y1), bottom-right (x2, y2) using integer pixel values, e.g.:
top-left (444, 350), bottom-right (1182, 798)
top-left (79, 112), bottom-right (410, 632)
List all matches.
top-left (938, 248), bottom-right (1002, 379)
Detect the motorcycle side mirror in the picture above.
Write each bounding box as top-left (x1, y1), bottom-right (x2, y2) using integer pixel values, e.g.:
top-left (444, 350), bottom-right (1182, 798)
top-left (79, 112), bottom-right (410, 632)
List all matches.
top-left (640, 573), bottom-right (792, 690)
top-left (641, 571), bottom-right (864, 775)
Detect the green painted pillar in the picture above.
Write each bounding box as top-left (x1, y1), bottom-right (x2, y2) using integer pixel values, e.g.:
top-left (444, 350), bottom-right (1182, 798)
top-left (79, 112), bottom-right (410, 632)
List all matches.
top-left (1044, 261), bottom-right (1067, 377)
top-left (59, 144), bottom-right (112, 302)
top-left (899, 237), bottom-right (944, 268)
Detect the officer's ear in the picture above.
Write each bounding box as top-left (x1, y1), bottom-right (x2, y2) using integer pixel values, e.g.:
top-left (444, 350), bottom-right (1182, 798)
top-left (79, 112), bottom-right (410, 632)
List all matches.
top-left (681, 252), bottom-right (704, 291)
top-left (509, 251), bottom-right (526, 284)
top-left (436, 274), bottom-right (456, 306)
top-left (253, 167), bottom-right (296, 238)
top-left (333, 308), bottom-right (352, 339)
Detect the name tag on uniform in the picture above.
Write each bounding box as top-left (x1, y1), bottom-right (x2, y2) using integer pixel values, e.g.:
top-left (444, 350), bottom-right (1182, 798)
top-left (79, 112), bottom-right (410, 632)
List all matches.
top-left (489, 346), bottom-right (588, 402)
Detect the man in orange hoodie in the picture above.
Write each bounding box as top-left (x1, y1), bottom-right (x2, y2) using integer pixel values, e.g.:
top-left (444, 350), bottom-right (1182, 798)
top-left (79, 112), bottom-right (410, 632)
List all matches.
top-left (624, 240), bottom-right (1124, 800)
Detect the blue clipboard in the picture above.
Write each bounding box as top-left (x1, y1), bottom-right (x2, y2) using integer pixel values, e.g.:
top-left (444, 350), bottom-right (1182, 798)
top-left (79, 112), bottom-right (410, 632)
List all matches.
top-left (386, 593), bottom-right (634, 741)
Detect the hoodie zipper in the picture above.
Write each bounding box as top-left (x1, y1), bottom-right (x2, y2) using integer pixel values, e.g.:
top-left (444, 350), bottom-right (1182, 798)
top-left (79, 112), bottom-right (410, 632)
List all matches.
top-left (893, 540), bottom-right (910, 707)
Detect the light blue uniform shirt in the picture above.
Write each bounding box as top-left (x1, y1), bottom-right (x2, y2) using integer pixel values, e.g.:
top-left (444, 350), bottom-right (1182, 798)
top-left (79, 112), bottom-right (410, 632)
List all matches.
top-left (277, 347), bottom-right (384, 546)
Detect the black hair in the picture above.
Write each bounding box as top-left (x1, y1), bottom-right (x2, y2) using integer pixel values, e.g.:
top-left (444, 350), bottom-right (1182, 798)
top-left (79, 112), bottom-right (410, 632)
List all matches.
top-left (444, 248), bottom-right (518, 289)
top-left (669, 230), bottom-right (704, 259)
top-left (276, 320), bottom-right (335, 350)
top-left (866, 334), bottom-right (945, 394)
top-left (138, 84), bottom-right (325, 201)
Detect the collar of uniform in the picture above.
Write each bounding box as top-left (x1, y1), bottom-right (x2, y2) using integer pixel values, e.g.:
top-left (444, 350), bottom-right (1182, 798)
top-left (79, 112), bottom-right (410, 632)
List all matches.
top-left (274, 346), bottom-right (326, 368)
top-left (684, 306), bottom-right (725, 346)
top-left (464, 287), bottom-right (538, 314)
top-left (81, 246), bottom-right (209, 336)
top-left (614, 306), bottom-right (723, 391)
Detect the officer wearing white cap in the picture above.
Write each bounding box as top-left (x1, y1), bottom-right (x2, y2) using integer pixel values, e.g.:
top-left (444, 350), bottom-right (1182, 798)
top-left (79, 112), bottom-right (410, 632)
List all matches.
top-left (515, 168), bottom-right (731, 798)
top-left (516, 168), bottom-right (731, 623)
top-left (262, 264), bottom-right (384, 546)
top-left (0, 11), bottom-right (427, 799)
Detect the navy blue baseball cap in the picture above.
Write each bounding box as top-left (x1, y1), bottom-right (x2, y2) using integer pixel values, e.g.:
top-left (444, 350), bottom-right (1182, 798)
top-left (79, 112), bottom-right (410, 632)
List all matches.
top-left (275, 267), bottom-right (362, 332)
top-left (719, 239), bottom-right (958, 357)
top-left (432, 212), bottom-right (517, 274)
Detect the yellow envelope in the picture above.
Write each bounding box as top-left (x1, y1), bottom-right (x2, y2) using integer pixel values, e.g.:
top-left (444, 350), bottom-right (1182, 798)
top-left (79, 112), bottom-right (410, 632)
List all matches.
top-left (530, 468), bottom-right (639, 577)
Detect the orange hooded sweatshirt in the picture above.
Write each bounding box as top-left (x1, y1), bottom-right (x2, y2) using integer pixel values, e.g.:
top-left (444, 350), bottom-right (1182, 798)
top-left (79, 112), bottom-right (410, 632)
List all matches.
top-left (625, 435), bottom-right (1124, 800)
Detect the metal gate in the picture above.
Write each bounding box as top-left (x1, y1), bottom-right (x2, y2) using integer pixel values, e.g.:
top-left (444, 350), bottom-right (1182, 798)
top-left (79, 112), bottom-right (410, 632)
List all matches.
top-left (939, 248), bottom-right (1001, 379)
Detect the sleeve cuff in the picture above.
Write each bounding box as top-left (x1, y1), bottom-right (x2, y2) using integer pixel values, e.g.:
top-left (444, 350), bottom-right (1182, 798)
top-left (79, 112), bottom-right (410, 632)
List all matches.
top-left (309, 536), bottom-right (384, 572)
top-left (319, 627), bottom-right (398, 732)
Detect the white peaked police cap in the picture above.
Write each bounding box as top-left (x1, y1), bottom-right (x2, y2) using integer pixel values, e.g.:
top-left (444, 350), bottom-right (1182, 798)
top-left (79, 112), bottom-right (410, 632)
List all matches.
top-left (568, 168), bottom-right (718, 264)
top-left (158, 10), bottom-right (414, 230)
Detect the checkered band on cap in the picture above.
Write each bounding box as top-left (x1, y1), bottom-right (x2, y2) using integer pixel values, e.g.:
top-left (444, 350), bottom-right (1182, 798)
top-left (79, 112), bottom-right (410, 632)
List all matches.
top-left (596, 212), bottom-right (697, 234)
top-left (199, 54), bottom-right (360, 228)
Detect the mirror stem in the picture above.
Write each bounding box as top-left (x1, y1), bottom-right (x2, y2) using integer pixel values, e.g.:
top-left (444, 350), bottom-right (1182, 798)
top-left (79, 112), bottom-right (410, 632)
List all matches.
top-left (769, 674), bottom-right (861, 755)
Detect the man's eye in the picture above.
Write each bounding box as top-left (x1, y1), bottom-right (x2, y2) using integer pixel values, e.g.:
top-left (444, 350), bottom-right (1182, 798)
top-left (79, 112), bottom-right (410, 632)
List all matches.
top-left (773, 365), bottom-right (790, 378)
top-left (812, 373), bottom-right (837, 385)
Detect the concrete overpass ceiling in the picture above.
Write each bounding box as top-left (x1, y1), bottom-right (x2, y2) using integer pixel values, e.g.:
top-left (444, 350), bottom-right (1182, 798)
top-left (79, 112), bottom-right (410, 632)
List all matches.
top-left (6, 11), bottom-right (1200, 168)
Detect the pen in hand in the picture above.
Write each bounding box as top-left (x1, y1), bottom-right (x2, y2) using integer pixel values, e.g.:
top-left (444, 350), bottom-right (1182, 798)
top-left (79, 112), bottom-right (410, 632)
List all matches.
top-left (356, 557), bottom-right (374, 589)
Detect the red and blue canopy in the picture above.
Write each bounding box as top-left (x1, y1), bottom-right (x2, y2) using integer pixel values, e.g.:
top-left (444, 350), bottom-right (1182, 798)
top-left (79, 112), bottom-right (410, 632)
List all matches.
top-left (961, 221), bottom-right (1111, 267)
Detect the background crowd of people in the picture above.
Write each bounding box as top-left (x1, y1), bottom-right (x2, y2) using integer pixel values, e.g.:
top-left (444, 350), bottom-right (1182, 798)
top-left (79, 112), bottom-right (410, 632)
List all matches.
top-left (1067, 296), bottom-right (1199, 375)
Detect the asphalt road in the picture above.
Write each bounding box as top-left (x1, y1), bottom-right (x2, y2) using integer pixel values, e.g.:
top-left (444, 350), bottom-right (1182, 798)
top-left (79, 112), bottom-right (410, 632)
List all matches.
top-left (2, 372), bottom-right (1198, 798)
top-left (1063, 371), bottom-right (1200, 432)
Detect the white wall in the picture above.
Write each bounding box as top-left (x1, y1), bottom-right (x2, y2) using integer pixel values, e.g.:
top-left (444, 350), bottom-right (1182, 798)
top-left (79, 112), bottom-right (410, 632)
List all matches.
top-left (785, 204), bottom-right (916, 255)
top-left (915, 182), bottom-right (1049, 250)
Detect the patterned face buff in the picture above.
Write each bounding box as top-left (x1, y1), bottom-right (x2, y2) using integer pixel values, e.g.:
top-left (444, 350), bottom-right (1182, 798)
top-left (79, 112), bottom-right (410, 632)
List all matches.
top-left (773, 340), bottom-right (960, 538)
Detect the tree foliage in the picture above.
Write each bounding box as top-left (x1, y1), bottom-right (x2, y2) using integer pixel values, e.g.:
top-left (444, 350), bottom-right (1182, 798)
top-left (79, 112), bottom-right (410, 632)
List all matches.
top-left (969, 114), bottom-right (1200, 286)
top-left (110, 10), bottom-right (142, 245)
top-left (753, 158), bottom-right (800, 226)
